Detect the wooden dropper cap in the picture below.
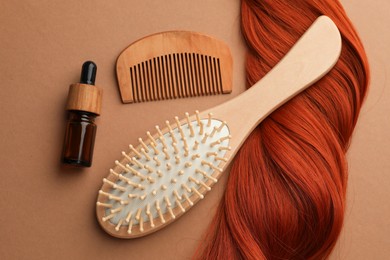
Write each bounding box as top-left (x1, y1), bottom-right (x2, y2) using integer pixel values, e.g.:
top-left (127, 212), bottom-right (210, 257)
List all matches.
top-left (66, 61), bottom-right (103, 115)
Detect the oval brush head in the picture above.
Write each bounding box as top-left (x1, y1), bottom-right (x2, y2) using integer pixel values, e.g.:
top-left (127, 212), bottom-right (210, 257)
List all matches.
top-left (96, 111), bottom-right (231, 238)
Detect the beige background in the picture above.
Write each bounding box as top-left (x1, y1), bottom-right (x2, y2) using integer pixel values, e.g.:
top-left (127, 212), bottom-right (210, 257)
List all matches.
top-left (0, 0), bottom-right (388, 259)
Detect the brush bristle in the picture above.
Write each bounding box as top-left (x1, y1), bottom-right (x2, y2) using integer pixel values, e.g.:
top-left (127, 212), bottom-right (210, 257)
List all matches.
top-left (97, 111), bottom-right (231, 237)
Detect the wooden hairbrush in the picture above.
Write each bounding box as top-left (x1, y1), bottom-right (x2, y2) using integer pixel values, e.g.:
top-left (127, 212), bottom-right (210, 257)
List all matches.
top-left (97, 16), bottom-right (341, 238)
top-left (116, 31), bottom-right (233, 103)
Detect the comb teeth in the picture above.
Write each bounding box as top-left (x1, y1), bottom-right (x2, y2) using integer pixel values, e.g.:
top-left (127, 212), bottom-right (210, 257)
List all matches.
top-left (129, 53), bottom-right (224, 103)
top-left (97, 111), bottom-right (231, 237)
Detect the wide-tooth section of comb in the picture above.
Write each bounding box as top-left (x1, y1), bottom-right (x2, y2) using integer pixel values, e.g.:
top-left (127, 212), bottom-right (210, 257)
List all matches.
top-left (129, 53), bottom-right (224, 103)
top-left (96, 111), bottom-right (231, 238)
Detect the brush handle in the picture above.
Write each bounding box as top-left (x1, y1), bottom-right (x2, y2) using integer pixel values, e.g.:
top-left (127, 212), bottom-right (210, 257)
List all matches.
top-left (201, 16), bottom-right (341, 159)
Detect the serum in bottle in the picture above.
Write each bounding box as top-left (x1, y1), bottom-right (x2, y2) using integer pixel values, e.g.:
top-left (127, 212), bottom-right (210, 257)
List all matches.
top-left (62, 61), bottom-right (103, 167)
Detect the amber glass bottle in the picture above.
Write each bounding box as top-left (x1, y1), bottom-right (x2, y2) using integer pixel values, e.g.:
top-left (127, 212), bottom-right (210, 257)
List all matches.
top-left (62, 61), bottom-right (103, 167)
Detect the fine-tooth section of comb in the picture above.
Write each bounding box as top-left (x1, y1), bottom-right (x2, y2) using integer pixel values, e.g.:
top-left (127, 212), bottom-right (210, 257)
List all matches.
top-left (116, 31), bottom-right (233, 103)
top-left (98, 16), bottom-right (342, 238)
top-left (97, 111), bottom-right (232, 238)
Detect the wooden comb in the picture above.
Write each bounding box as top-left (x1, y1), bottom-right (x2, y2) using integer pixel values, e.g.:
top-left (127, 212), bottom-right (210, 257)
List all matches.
top-left (116, 31), bottom-right (233, 103)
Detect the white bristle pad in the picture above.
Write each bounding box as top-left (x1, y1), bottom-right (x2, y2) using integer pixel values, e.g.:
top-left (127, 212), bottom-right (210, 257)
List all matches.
top-left (97, 112), bottom-right (231, 236)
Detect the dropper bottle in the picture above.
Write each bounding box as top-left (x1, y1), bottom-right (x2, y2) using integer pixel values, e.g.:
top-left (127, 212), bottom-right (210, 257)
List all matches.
top-left (61, 61), bottom-right (103, 167)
